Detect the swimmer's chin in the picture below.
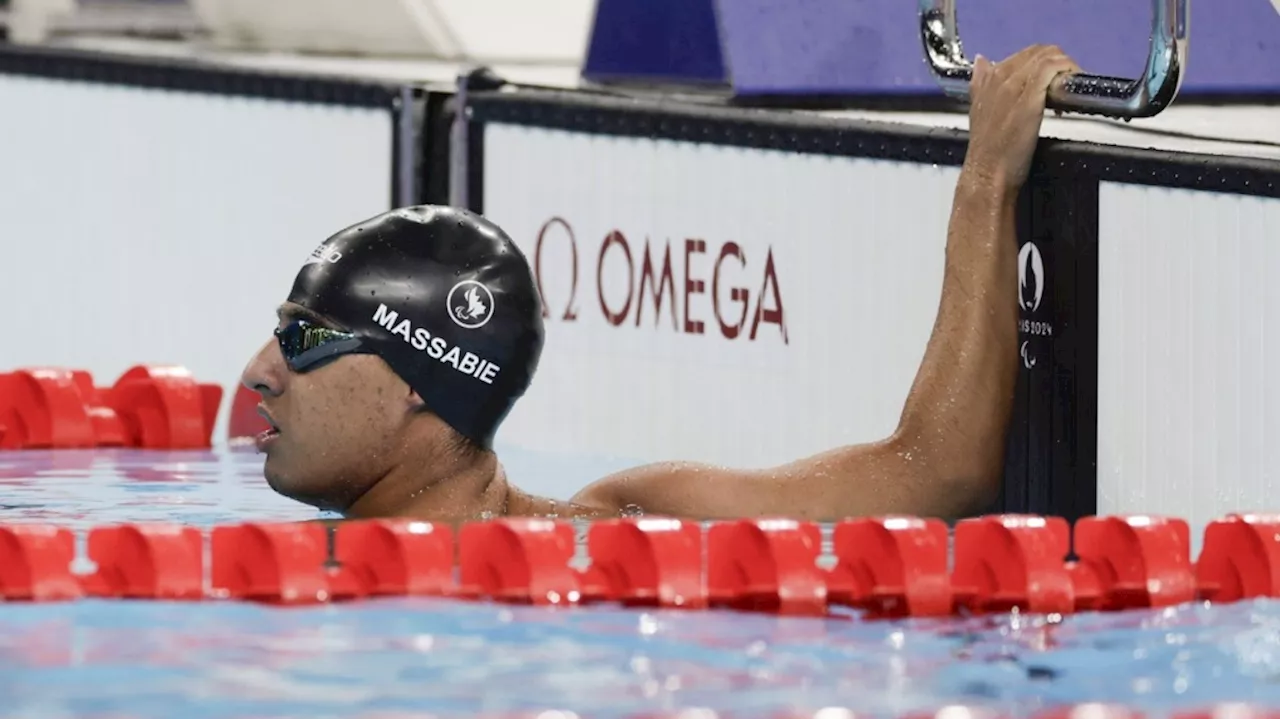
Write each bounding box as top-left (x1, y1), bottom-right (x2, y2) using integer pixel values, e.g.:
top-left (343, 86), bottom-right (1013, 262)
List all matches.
top-left (261, 469), bottom-right (301, 503)
top-left (261, 466), bottom-right (328, 510)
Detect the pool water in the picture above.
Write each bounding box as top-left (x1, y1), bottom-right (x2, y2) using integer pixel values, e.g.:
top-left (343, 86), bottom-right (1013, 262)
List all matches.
top-left (3, 448), bottom-right (1280, 718)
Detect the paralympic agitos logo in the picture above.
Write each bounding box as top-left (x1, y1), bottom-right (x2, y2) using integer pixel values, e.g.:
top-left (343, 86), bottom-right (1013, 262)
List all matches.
top-left (530, 217), bottom-right (789, 344)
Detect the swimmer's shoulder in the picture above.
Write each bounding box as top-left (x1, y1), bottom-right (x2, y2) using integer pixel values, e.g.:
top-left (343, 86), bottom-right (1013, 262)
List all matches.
top-left (567, 460), bottom-right (742, 520)
top-left (505, 486), bottom-right (620, 520)
top-left (568, 457), bottom-right (808, 520)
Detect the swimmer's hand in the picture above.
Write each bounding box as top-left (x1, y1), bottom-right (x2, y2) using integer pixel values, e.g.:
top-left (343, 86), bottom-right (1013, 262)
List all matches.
top-left (963, 45), bottom-right (1081, 192)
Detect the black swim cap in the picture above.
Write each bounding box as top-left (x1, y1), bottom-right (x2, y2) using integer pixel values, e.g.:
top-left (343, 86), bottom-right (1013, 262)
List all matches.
top-left (285, 205), bottom-right (545, 449)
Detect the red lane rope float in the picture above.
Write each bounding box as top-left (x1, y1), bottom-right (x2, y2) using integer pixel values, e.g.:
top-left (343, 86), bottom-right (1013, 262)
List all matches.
top-left (706, 518), bottom-right (826, 616)
top-left (108, 366), bottom-right (221, 450)
top-left (0, 525), bottom-right (81, 600)
top-left (458, 518), bottom-right (580, 604)
top-left (210, 522), bottom-right (331, 604)
top-left (827, 515), bottom-right (951, 618)
top-left (948, 515), bottom-right (1198, 615)
top-left (82, 524), bottom-right (204, 600)
top-left (1195, 513), bottom-right (1280, 602)
top-left (2, 512), bottom-right (1280, 620)
top-left (585, 518), bottom-right (704, 609)
top-left (333, 518), bottom-right (454, 598)
top-left (0, 365), bottom-right (221, 451)
top-left (0, 369), bottom-right (107, 450)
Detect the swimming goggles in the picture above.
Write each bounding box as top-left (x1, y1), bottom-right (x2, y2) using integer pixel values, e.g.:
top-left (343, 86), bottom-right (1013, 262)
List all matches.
top-left (274, 319), bottom-right (374, 372)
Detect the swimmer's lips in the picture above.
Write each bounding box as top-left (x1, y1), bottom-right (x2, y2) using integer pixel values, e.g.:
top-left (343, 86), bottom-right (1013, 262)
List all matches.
top-left (255, 406), bottom-right (281, 451)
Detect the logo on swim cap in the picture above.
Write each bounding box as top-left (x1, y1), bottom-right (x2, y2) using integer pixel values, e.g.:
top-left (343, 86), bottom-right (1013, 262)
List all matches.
top-left (447, 280), bottom-right (496, 329)
top-left (304, 242), bottom-right (343, 267)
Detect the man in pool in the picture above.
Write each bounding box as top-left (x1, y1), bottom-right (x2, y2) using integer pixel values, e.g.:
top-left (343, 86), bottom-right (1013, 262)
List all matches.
top-left (241, 45), bottom-right (1081, 523)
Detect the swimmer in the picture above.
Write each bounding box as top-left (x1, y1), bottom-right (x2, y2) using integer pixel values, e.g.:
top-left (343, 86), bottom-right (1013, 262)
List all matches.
top-left (240, 45), bottom-right (1081, 524)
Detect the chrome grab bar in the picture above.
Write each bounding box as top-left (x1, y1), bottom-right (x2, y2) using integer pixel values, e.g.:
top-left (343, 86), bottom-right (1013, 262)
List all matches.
top-left (920, 0), bottom-right (1189, 119)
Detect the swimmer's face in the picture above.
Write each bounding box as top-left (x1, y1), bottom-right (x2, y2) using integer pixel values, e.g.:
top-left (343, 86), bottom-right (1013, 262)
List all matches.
top-left (239, 303), bottom-right (418, 511)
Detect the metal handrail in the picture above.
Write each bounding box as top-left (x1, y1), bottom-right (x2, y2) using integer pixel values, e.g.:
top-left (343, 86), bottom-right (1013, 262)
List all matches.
top-left (920, 0), bottom-right (1190, 119)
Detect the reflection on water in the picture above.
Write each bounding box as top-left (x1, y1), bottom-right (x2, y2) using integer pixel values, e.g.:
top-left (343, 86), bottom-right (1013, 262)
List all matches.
top-left (0, 448), bottom-right (1279, 717)
top-left (0, 447), bottom-right (315, 529)
top-left (0, 443), bottom-right (645, 529)
top-left (2, 597), bottom-right (1280, 718)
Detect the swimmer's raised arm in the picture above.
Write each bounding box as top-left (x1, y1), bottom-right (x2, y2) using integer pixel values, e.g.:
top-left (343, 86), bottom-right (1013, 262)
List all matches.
top-left (570, 46), bottom-right (1081, 522)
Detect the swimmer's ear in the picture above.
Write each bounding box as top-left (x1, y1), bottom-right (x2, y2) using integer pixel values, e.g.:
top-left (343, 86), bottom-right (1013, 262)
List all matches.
top-left (406, 389), bottom-right (431, 414)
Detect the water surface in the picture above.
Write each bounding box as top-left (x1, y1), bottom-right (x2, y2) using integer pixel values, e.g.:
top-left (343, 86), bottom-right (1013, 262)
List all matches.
top-left (0, 448), bottom-right (1276, 718)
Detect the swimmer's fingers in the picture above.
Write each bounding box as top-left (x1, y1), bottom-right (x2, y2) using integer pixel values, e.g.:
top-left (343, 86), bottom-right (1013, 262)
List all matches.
top-left (1005, 45), bottom-right (1069, 91)
top-left (972, 54), bottom-right (992, 91)
top-left (995, 43), bottom-right (1057, 72)
top-left (1019, 51), bottom-right (1083, 112)
top-left (975, 45), bottom-right (1059, 109)
top-left (970, 54), bottom-right (996, 116)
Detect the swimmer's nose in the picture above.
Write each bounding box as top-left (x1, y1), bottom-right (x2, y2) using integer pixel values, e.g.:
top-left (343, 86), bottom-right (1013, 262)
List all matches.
top-left (241, 339), bottom-right (285, 397)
